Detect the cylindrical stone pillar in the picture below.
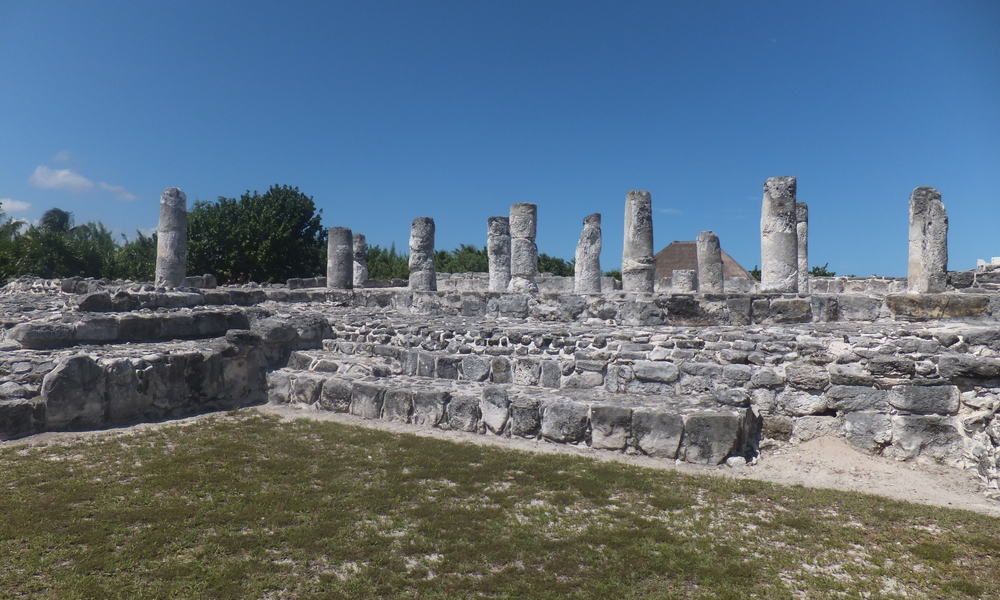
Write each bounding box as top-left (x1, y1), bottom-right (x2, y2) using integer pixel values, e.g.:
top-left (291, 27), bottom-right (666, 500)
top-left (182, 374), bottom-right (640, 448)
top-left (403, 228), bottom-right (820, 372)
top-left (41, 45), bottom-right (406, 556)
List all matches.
top-left (672, 269), bottom-right (698, 294)
top-left (409, 217), bottom-right (437, 291)
top-left (327, 227), bottom-right (353, 290)
top-left (508, 203), bottom-right (538, 293)
top-left (155, 187), bottom-right (187, 288)
top-left (796, 202), bottom-right (809, 295)
top-left (760, 176), bottom-right (798, 293)
top-left (487, 216), bottom-right (511, 292)
top-left (574, 213), bottom-right (602, 294)
top-left (696, 230), bottom-right (723, 294)
top-left (908, 187), bottom-right (948, 293)
top-left (622, 190), bottom-right (655, 293)
top-left (352, 233), bottom-right (368, 288)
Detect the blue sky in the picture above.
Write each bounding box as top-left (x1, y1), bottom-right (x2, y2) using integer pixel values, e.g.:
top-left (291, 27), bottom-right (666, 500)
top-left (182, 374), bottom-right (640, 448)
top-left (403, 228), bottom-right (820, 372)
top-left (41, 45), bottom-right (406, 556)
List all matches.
top-left (1, 1), bottom-right (997, 277)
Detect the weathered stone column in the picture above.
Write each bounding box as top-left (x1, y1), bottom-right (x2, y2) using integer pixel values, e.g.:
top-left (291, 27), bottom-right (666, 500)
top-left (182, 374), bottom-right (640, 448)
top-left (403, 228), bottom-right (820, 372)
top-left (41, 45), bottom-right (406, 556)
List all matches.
top-left (326, 227), bottom-right (353, 290)
top-left (796, 202), bottom-right (809, 295)
top-left (155, 187), bottom-right (187, 288)
top-left (409, 217), bottom-right (437, 291)
top-left (622, 190), bottom-right (655, 293)
top-left (508, 203), bottom-right (538, 293)
top-left (574, 213), bottom-right (602, 294)
top-left (352, 233), bottom-right (368, 288)
top-left (760, 176), bottom-right (798, 293)
top-left (696, 230), bottom-right (723, 294)
top-left (908, 187), bottom-right (948, 293)
top-left (672, 269), bottom-right (698, 293)
top-left (487, 216), bottom-right (511, 292)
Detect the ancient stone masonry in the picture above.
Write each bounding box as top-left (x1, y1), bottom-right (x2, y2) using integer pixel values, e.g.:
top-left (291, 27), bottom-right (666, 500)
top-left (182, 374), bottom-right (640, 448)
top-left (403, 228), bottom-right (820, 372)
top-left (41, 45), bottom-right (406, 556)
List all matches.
top-left (409, 217), bottom-right (437, 291)
top-left (623, 190), bottom-right (655, 293)
top-left (352, 233), bottom-right (368, 288)
top-left (760, 177), bottom-right (798, 294)
top-left (155, 188), bottom-right (187, 288)
top-left (696, 231), bottom-right (723, 294)
top-left (487, 216), bottom-right (511, 292)
top-left (574, 213), bottom-right (602, 294)
top-left (908, 187), bottom-right (948, 294)
top-left (671, 270), bottom-right (698, 294)
top-left (326, 227), bottom-right (353, 290)
top-left (508, 203), bottom-right (538, 293)
top-left (796, 203), bottom-right (809, 295)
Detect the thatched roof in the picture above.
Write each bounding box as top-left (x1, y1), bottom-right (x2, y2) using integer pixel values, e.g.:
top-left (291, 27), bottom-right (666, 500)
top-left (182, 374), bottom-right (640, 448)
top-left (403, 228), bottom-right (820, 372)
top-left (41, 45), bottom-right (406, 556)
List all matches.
top-left (654, 241), bottom-right (754, 281)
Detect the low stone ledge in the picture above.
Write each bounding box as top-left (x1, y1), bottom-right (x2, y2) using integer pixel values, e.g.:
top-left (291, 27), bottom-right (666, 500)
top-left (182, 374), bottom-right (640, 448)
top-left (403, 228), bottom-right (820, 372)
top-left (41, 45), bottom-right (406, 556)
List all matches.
top-left (885, 294), bottom-right (990, 321)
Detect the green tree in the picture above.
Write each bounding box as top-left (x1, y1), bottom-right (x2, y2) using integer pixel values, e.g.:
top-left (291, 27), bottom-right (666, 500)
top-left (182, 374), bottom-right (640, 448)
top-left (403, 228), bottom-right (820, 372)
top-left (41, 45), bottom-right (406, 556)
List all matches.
top-left (367, 243), bottom-right (409, 280)
top-left (110, 231), bottom-right (157, 281)
top-left (809, 263), bottom-right (836, 277)
top-left (538, 253), bottom-right (574, 276)
top-left (187, 185), bottom-right (326, 284)
top-left (749, 265), bottom-right (761, 282)
top-left (435, 244), bottom-right (489, 273)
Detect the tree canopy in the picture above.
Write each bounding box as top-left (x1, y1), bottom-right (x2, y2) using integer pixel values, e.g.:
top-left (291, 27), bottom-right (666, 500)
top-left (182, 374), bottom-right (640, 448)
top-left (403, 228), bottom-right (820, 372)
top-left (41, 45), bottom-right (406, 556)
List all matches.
top-left (187, 185), bottom-right (326, 284)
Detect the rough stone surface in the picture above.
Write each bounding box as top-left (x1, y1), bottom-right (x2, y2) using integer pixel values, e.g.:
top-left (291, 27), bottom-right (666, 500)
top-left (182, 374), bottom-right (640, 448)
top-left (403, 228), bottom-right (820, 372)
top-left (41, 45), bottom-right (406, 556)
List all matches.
top-left (480, 386), bottom-right (510, 434)
top-left (447, 393), bottom-right (480, 432)
top-left (891, 414), bottom-right (964, 464)
top-left (412, 390), bottom-right (449, 427)
top-left (760, 176), bottom-right (798, 293)
top-left (908, 186), bottom-right (948, 294)
top-left (843, 411), bottom-right (891, 453)
top-left (352, 233), bottom-right (368, 288)
top-left (508, 204), bottom-right (538, 293)
top-left (590, 403), bottom-right (631, 450)
top-left (622, 190), bottom-right (655, 293)
top-left (540, 399), bottom-right (588, 442)
top-left (409, 217), bottom-right (437, 291)
top-left (155, 187), bottom-right (187, 288)
top-left (888, 385), bottom-right (960, 415)
top-left (796, 202), bottom-right (808, 295)
top-left (327, 227), bottom-right (354, 290)
top-left (350, 381), bottom-right (384, 419)
top-left (682, 411), bottom-right (744, 464)
top-left (42, 354), bottom-right (107, 430)
top-left (696, 231), bottom-right (723, 294)
top-left (574, 213), bottom-right (602, 294)
top-left (487, 216), bottom-right (511, 292)
top-left (632, 408), bottom-right (683, 458)
top-left (671, 270), bottom-right (698, 294)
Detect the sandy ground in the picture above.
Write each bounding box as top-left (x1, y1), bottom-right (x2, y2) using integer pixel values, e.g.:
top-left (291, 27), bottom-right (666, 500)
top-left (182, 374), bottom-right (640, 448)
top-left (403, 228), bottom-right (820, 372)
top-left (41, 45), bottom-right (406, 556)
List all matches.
top-left (6, 405), bottom-right (1000, 518)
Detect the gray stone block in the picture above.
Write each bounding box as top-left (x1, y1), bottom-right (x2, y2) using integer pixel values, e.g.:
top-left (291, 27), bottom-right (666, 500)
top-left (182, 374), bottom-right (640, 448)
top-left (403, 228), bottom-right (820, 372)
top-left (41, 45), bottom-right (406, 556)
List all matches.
top-left (74, 317), bottom-right (119, 343)
top-left (826, 385), bottom-right (889, 412)
top-left (350, 381), bottom-right (385, 419)
top-left (412, 390), bottom-right (449, 426)
top-left (290, 373), bottom-right (324, 405)
top-left (777, 390), bottom-right (828, 416)
top-left (792, 416), bottom-right (839, 442)
top-left (843, 411), bottom-right (891, 453)
top-left (461, 355), bottom-right (490, 382)
top-left (539, 360), bottom-right (561, 388)
top-left (891, 414), bottom-right (964, 464)
top-left (633, 361), bottom-right (679, 383)
top-left (509, 397), bottom-right (540, 438)
top-left (319, 378), bottom-right (352, 412)
top-left (631, 408), bottom-right (683, 458)
top-left (480, 386), bottom-right (509, 434)
top-left (447, 393), bottom-right (480, 432)
top-left (828, 364), bottom-right (875, 387)
top-left (8, 322), bottom-right (75, 349)
top-left (435, 356), bottom-right (461, 380)
top-left (383, 389), bottom-right (413, 423)
top-left (540, 399), bottom-right (589, 443)
top-left (888, 385), bottom-right (960, 415)
top-left (490, 356), bottom-right (511, 383)
top-left (512, 357), bottom-right (540, 386)
top-left (785, 363), bottom-right (830, 390)
top-left (837, 295), bottom-right (882, 321)
top-left (0, 397), bottom-right (46, 440)
top-left (42, 354), bottom-right (107, 430)
top-left (417, 352), bottom-right (436, 378)
top-left (682, 411), bottom-right (743, 464)
top-left (590, 404), bottom-right (631, 450)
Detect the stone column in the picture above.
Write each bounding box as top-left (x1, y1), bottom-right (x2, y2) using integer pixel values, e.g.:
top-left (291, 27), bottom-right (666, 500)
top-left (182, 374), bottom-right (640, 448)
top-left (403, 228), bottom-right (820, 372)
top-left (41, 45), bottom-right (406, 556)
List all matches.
top-left (352, 233), bottom-right (368, 288)
top-left (760, 176), bottom-right (798, 293)
top-left (574, 213), bottom-right (602, 294)
top-left (908, 187), bottom-right (948, 293)
top-left (508, 203), bottom-right (538, 293)
top-left (487, 216), bottom-right (511, 292)
top-left (696, 230), bottom-right (723, 294)
top-left (409, 217), bottom-right (437, 291)
top-left (155, 187), bottom-right (187, 288)
top-left (672, 269), bottom-right (698, 293)
top-left (622, 190), bottom-right (655, 293)
top-left (326, 227), bottom-right (353, 290)
top-left (796, 202), bottom-right (809, 295)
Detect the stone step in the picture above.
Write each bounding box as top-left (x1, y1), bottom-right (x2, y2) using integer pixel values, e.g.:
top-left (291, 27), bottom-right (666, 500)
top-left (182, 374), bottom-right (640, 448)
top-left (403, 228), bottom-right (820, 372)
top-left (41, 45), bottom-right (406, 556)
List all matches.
top-left (266, 365), bottom-right (757, 466)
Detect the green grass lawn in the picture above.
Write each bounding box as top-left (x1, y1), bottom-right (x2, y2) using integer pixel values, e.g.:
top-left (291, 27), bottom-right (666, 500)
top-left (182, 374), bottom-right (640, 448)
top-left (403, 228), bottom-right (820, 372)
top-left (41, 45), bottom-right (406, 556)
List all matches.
top-left (2, 410), bottom-right (998, 599)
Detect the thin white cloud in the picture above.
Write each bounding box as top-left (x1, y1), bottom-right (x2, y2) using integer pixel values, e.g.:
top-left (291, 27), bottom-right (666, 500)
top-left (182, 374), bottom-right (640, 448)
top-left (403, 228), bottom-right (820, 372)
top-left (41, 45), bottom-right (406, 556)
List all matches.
top-left (52, 150), bottom-right (73, 163)
top-left (0, 198), bottom-right (31, 212)
top-left (98, 181), bottom-right (138, 201)
top-left (28, 165), bottom-right (94, 192)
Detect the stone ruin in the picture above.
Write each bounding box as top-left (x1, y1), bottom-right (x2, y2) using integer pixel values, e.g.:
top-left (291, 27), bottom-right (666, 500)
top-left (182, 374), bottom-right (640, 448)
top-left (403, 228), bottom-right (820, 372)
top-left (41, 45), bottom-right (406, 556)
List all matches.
top-left (3, 182), bottom-right (1000, 500)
